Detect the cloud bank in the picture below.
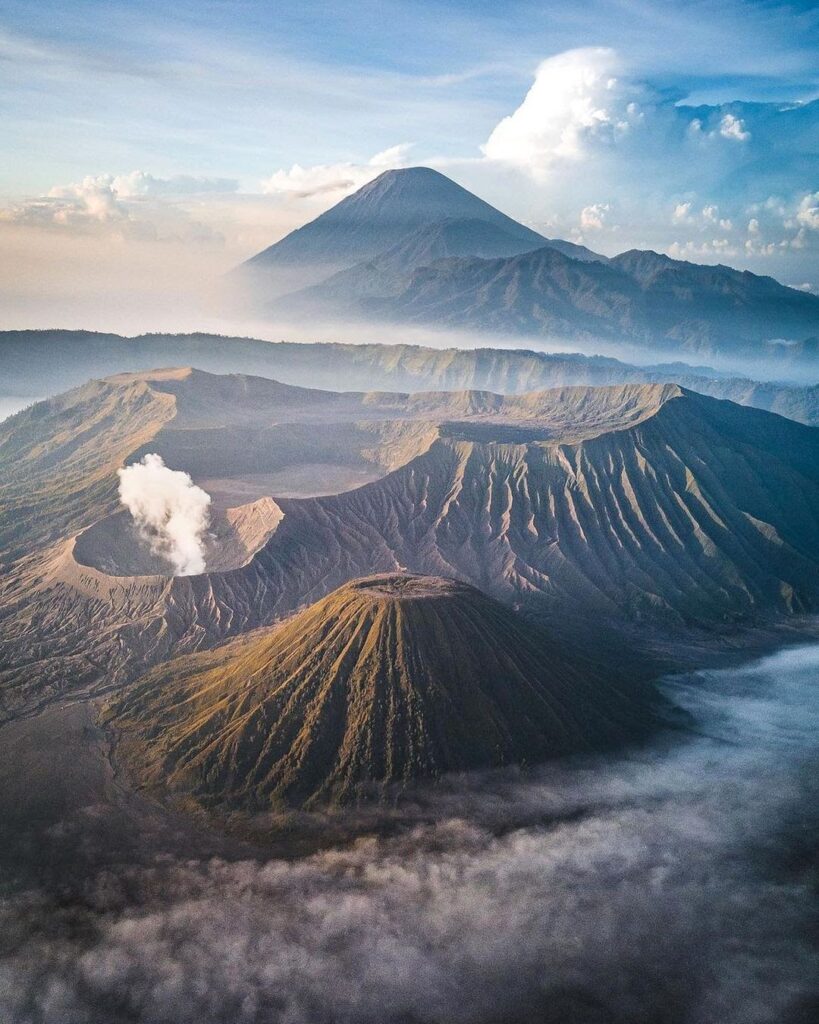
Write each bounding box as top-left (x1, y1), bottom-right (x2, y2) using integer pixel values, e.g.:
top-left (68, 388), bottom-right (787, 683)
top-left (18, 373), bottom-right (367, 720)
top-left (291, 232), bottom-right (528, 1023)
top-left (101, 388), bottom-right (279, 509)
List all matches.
top-left (0, 645), bottom-right (817, 1023)
top-left (0, 172), bottom-right (236, 241)
top-left (474, 50), bottom-right (817, 280)
top-left (117, 453), bottom-right (211, 575)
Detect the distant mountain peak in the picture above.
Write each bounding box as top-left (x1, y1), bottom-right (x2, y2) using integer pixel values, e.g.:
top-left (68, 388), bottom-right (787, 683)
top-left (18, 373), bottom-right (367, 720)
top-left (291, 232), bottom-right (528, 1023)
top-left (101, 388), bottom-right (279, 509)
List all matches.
top-left (243, 166), bottom-right (604, 288)
top-left (355, 165), bottom-right (455, 192)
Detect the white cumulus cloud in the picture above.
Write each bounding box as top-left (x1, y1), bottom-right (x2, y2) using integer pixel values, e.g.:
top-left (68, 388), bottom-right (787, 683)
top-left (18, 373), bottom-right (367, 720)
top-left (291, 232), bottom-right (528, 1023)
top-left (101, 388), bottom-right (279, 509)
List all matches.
top-left (482, 47), bottom-right (643, 179)
top-left (580, 203), bottom-right (609, 230)
top-left (719, 113), bottom-right (751, 141)
top-left (796, 191), bottom-right (819, 230)
top-left (261, 143), bottom-right (414, 198)
top-left (0, 171), bottom-right (232, 242)
top-left (672, 202), bottom-right (693, 224)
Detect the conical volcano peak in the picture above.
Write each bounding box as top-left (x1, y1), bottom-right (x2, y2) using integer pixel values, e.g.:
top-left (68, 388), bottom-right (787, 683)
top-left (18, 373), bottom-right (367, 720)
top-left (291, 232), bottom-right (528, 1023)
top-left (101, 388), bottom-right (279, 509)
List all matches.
top-left (358, 166), bottom-right (456, 191)
top-left (350, 166), bottom-right (491, 208)
top-left (244, 165), bottom-right (548, 273)
top-left (373, 166), bottom-right (446, 180)
top-left (103, 573), bottom-right (661, 810)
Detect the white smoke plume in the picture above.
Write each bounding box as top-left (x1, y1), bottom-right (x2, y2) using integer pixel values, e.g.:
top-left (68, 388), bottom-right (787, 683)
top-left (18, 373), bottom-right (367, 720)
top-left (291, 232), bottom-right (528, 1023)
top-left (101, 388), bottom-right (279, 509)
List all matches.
top-left (117, 453), bottom-right (211, 575)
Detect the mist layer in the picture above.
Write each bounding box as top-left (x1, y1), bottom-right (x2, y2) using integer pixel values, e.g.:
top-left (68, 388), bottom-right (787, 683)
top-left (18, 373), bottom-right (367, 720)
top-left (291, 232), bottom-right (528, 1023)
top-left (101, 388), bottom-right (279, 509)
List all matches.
top-left (0, 646), bottom-right (816, 1024)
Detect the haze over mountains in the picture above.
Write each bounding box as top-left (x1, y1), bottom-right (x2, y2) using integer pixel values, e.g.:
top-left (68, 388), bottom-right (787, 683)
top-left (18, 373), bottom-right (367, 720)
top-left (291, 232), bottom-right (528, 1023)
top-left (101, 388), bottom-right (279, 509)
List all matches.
top-left (245, 167), bottom-right (601, 291)
top-left (4, 330), bottom-right (819, 427)
top-left (2, 367), bottom-right (817, 722)
top-left (239, 167), bottom-right (819, 360)
top-left (361, 245), bottom-right (819, 357)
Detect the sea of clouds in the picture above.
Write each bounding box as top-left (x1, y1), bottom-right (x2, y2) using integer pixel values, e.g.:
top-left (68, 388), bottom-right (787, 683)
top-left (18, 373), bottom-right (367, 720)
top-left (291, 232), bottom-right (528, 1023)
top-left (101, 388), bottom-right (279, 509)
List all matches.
top-left (0, 646), bottom-right (817, 1024)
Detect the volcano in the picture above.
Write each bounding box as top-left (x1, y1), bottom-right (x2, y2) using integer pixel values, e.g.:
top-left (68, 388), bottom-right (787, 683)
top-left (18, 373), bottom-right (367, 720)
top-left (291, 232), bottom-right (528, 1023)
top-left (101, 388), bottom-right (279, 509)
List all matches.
top-left (243, 167), bottom-right (598, 290)
top-left (103, 573), bottom-right (659, 809)
top-left (3, 373), bottom-right (819, 720)
top-left (239, 167), bottom-right (819, 357)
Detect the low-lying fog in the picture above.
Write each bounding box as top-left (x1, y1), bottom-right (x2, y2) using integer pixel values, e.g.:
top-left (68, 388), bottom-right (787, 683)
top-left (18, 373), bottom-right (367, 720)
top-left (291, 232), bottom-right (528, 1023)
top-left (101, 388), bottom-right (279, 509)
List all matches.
top-left (1, 645), bottom-right (817, 1024)
top-left (4, 277), bottom-right (814, 387)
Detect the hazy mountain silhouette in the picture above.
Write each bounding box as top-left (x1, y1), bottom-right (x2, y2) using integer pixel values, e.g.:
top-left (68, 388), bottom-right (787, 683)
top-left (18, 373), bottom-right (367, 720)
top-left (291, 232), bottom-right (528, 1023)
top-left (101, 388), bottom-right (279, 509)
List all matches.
top-left (243, 166), bottom-right (601, 290)
top-left (3, 330), bottom-right (818, 426)
top-left (363, 246), bottom-right (819, 356)
top-left (237, 166), bottom-right (819, 358)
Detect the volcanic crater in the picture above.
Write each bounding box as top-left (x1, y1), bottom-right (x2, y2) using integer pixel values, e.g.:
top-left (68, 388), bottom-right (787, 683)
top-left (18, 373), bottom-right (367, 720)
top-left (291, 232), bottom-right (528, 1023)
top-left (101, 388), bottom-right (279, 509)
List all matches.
top-left (73, 497), bottom-right (284, 577)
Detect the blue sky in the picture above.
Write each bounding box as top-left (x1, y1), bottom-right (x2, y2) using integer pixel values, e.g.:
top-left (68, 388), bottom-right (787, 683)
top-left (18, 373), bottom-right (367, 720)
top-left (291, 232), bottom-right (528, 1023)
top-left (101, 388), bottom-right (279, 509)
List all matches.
top-left (1, 0), bottom-right (817, 330)
top-left (2, 0), bottom-right (818, 190)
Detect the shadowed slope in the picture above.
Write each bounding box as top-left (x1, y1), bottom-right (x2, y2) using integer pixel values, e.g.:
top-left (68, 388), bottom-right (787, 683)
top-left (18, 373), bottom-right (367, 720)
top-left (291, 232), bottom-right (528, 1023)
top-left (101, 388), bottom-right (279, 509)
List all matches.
top-left (279, 217), bottom-right (562, 312)
top-left (369, 246), bottom-right (819, 356)
top-left (103, 574), bottom-right (659, 808)
top-left (0, 366), bottom-right (433, 568)
top-left (251, 387), bottom-right (819, 624)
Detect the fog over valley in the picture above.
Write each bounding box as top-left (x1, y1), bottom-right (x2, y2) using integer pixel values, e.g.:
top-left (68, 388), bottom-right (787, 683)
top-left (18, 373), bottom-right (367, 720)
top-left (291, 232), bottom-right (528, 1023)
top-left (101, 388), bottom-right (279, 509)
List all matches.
top-left (1, 647), bottom-right (816, 1023)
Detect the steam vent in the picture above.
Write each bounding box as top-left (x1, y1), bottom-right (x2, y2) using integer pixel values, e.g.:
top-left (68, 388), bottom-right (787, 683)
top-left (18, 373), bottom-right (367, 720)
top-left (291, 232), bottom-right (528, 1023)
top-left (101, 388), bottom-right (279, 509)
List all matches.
top-left (103, 573), bottom-right (661, 809)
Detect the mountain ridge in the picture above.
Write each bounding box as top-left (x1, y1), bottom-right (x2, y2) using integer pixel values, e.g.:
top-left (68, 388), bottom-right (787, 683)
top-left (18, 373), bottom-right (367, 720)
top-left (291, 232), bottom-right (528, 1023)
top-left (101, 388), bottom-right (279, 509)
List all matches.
top-left (242, 166), bottom-right (603, 292)
top-left (246, 166), bottom-right (588, 269)
top-left (280, 217), bottom-right (565, 310)
top-left (235, 165), bottom-right (819, 358)
top-left (1, 371), bottom-right (817, 719)
top-left (3, 331), bottom-right (817, 426)
top-left (363, 245), bottom-right (819, 355)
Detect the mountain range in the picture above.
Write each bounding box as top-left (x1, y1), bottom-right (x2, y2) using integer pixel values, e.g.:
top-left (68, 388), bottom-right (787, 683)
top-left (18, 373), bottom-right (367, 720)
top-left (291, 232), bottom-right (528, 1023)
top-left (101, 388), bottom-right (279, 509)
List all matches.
top-left (2, 367), bottom-right (817, 720)
top-left (240, 167), bottom-right (819, 359)
top-left (3, 330), bottom-right (819, 427)
top-left (244, 166), bottom-right (600, 292)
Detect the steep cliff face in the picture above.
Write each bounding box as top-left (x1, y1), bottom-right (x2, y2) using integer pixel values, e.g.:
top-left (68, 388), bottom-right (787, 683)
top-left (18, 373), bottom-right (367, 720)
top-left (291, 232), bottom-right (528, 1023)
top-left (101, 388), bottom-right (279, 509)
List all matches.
top-left (103, 574), bottom-right (658, 809)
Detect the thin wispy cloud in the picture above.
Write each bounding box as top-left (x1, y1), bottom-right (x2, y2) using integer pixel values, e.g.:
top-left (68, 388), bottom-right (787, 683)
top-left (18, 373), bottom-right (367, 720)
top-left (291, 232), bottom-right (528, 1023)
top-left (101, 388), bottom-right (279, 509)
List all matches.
top-left (261, 144), bottom-right (414, 199)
